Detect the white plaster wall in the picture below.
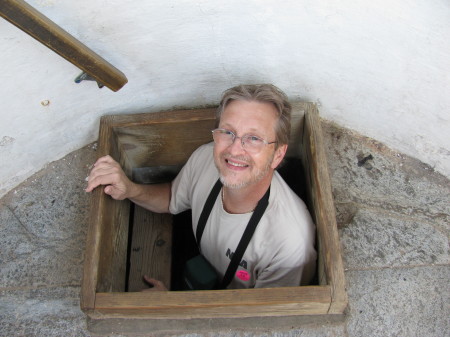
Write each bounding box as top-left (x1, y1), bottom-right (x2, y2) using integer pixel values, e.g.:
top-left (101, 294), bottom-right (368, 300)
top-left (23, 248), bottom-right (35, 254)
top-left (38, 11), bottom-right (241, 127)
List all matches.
top-left (1, 0), bottom-right (449, 197)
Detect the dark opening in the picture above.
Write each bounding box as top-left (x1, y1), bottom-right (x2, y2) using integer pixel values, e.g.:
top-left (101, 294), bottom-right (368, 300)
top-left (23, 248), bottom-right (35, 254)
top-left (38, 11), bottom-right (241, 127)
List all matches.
top-left (126, 157), bottom-right (317, 292)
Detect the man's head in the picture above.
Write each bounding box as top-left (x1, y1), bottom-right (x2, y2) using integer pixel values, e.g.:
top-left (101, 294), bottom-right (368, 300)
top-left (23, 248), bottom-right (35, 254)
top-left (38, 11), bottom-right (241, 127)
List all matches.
top-left (213, 84), bottom-right (291, 190)
top-left (216, 84), bottom-right (292, 147)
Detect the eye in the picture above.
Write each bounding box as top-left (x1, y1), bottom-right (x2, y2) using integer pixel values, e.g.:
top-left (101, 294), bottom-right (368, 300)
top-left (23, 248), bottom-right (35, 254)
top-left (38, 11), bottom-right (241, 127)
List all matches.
top-left (246, 135), bottom-right (263, 144)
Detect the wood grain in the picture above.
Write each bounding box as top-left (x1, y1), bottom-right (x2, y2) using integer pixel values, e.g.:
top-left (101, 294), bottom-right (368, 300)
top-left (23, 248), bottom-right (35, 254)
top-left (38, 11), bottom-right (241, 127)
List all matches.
top-left (127, 207), bottom-right (173, 291)
top-left (81, 104), bottom-right (347, 327)
top-left (0, 0), bottom-right (127, 91)
top-left (301, 104), bottom-right (348, 314)
top-left (95, 286), bottom-right (331, 319)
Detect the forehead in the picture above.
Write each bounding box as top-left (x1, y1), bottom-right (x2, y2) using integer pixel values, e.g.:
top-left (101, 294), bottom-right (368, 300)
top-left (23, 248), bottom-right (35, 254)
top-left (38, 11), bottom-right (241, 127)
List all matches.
top-left (220, 100), bottom-right (278, 134)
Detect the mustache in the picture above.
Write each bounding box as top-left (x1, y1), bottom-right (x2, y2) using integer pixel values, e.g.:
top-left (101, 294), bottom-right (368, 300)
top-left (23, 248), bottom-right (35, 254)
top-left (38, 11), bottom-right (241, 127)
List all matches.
top-left (222, 154), bottom-right (252, 163)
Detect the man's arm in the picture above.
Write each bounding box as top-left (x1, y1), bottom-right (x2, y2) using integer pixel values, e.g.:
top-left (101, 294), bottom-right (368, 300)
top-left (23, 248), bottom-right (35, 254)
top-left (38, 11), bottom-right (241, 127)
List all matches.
top-left (85, 155), bottom-right (171, 213)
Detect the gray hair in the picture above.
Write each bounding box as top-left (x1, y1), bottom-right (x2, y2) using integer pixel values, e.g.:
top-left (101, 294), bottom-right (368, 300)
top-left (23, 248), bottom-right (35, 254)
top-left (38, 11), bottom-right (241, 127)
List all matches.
top-left (216, 84), bottom-right (292, 146)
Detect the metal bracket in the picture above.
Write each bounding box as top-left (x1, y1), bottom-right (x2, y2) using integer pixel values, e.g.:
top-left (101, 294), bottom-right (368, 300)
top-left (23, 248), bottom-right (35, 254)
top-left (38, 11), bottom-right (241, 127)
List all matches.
top-left (74, 72), bottom-right (105, 88)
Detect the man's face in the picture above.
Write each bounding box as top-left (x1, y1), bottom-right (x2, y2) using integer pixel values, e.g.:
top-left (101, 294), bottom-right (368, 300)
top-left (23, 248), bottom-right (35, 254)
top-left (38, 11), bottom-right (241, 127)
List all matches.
top-left (213, 99), bottom-right (287, 190)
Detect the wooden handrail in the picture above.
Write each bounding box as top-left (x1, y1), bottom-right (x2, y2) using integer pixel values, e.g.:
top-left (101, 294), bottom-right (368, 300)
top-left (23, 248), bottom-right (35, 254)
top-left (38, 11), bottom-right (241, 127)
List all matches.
top-left (0, 0), bottom-right (128, 92)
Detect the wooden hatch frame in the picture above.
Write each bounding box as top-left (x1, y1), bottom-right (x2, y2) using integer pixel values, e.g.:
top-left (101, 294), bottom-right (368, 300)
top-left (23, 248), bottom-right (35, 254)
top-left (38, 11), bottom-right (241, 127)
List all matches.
top-left (80, 103), bottom-right (347, 333)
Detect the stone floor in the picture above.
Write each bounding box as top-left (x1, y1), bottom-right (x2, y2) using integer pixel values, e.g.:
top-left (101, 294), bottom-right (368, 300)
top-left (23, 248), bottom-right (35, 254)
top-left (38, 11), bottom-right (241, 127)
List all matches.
top-left (0, 121), bottom-right (448, 337)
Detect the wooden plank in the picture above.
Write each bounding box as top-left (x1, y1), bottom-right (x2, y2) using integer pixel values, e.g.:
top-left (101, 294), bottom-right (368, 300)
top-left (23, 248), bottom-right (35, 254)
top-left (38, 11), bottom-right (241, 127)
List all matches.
top-left (301, 105), bottom-right (348, 314)
top-left (91, 116), bottom-right (131, 294)
top-left (0, 0), bottom-right (127, 91)
top-left (95, 286), bottom-right (331, 319)
top-left (87, 313), bottom-right (344, 335)
top-left (107, 108), bottom-right (217, 128)
top-left (286, 102), bottom-right (307, 157)
top-left (127, 207), bottom-right (173, 292)
top-left (110, 108), bottom-right (216, 168)
top-left (81, 115), bottom-right (131, 313)
top-left (115, 119), bottom-right (215, 169)
top-left (96, 197), bottom-right (130, 293)
top-left (80, 116), bottom-right (117, 311)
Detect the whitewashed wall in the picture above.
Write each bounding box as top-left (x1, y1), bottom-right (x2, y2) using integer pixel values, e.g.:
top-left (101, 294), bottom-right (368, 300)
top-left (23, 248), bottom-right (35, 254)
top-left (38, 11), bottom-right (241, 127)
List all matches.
top-left (1, 0), bottom-right (449, 197)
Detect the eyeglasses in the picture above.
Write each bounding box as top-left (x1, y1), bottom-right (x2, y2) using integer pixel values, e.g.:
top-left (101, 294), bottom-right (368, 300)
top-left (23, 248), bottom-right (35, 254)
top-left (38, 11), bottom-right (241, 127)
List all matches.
top-left (211, 128), bottom-right (277, 154)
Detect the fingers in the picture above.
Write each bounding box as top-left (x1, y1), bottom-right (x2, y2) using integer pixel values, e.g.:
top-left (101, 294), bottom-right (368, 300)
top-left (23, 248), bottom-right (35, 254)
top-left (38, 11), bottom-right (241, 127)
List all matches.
top-left (93, 155), bottom-right (115, 166)
top-left (86, 166), bottom-right (119, 192)
top-left (85, 155), bottom-right (130, 199)
top-left (142, 275), bottom-right (168, 292)
top-left (85, 156), bottom-right (114, 191)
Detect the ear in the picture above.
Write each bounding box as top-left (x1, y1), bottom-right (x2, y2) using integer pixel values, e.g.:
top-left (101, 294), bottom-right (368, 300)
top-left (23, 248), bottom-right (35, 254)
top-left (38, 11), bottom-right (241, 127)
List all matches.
top-left (271, 144), bottom-right (288, 169)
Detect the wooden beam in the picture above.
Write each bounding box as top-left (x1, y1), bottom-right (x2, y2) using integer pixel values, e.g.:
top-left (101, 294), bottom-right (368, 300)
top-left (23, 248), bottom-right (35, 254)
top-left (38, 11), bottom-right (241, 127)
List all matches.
top-left (0, 0), bottom-right (127, 91)
top-left (127, 208), bottom-right (173, 292)
top-left (94, 286), bottom-right (331, 319)
top-left (302, 105), bottom-right (348, 314)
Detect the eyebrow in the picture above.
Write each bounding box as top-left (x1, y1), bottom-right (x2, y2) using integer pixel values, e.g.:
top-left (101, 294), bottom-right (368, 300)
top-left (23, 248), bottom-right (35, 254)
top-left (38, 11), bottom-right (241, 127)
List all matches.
top-left (219, 124), bottom-right (265, 137)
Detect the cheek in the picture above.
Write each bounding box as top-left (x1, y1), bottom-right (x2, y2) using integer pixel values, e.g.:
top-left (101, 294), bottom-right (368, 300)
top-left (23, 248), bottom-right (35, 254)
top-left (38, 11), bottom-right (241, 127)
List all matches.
top-left (213, 143), bottom-right (224, 159)
top-left (213, 144), bottom-right (226, 167)
top-left (251, 153), bottom-right (270, 170)
top-left (214, 140), bottom-right (227, 152)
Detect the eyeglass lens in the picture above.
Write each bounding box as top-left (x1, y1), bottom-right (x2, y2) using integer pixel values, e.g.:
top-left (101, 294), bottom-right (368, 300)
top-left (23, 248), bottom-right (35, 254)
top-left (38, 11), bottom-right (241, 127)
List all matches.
top-left (212, 130), bottom-right (264, 153)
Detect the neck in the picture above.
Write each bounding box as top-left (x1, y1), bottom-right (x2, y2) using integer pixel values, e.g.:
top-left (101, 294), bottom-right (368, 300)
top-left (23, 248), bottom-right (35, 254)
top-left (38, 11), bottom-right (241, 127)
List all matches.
top-left (222, 174), bottom-right (272, 214)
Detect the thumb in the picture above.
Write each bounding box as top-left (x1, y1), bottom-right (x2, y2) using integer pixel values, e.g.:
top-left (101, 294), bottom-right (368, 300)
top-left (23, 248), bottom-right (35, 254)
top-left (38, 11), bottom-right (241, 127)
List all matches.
top-left (104, 185), bottom-right (119, 198)
top-left (104, 185), bottom-right (113, 195)
top-left (142, 275), bottom-right (167, 291)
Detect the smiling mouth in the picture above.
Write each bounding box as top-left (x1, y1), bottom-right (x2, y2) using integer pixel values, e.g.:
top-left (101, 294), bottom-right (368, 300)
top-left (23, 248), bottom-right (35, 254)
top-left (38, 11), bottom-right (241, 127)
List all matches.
top-left (225, 159), bottom-right (249, 168)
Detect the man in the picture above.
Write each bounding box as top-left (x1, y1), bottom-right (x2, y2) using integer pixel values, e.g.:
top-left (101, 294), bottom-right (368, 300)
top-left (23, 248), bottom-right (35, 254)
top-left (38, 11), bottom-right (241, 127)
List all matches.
top-left (86, 84), bottom-right (316, 290)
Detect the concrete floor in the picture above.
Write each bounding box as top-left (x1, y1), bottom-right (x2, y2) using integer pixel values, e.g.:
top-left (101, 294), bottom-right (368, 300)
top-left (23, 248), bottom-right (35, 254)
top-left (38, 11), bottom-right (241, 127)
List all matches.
top-left (0, 121), bottom-right (449, 337)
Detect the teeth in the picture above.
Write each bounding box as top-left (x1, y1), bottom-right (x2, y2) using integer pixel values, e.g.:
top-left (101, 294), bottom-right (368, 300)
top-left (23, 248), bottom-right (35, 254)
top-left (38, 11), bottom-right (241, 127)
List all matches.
top-left (227, 160), bottom-right (247, 167)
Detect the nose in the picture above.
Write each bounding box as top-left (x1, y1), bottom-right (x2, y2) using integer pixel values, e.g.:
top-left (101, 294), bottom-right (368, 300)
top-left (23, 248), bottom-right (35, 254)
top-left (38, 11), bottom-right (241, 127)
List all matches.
top-left (227, 135), bottom-right (246, 154)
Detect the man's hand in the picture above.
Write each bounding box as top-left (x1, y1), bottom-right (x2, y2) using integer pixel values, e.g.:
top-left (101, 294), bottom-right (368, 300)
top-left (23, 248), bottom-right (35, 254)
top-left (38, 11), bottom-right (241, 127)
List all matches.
top-left (85, 155), bottom-right (135, 200)
top-left (141, 275), bottom-right (168, 292)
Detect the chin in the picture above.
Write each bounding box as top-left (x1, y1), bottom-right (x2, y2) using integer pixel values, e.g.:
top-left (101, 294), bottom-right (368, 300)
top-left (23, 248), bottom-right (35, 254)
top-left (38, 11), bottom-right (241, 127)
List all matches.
top-left (219, 167), bottom-right (270, 190)
top-left (215, 153), bottom-right (272, 190)
top-left (219, 176), bottom-right (250, 190)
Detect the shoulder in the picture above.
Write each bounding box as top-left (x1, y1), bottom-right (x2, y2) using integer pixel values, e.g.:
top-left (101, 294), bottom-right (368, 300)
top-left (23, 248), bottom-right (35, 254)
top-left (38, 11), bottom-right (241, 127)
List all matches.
top-left (192, 142), bottom-right (214, 158)
top-left (261, 172), bottom-right (316, 255)
top-left (269, 172), bottom-right (313, 226)
top-left (169, 142), bottom-right (218, 214)
top-left (177, 142), bottom-right (215, 179)
top-left (184, 142), bottom-right (214, 166)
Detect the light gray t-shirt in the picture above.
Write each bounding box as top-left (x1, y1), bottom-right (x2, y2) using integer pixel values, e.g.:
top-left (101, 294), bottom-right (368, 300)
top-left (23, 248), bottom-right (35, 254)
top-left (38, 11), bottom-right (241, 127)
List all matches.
top-left (169, 142), bottom-right (316, 288)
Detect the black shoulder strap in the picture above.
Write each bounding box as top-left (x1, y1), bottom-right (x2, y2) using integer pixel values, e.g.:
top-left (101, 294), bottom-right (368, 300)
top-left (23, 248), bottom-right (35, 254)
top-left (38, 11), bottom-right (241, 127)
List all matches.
top-left (195, 178), bottom-right (222, 245)
top-left (221, 186), bottom-right (270, 289)
top-left (195, 178), bottom-right (270, 289)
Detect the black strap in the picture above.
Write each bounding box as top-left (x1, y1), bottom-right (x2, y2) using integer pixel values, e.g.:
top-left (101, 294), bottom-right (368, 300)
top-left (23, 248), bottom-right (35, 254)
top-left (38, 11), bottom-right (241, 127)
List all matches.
top-left (220, 186), bottom-right (270, 288)
top-left (195, 178), bottom-right (270, 289)
top-left (195, 179), bottom-right (223, 244)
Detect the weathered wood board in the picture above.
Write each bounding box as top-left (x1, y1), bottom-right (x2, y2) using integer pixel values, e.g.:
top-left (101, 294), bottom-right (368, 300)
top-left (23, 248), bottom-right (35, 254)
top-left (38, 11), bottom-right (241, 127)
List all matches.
top-left (0, 0), bottom-right (127, 91)
top-left (127, 206), bottom-right (172, 292)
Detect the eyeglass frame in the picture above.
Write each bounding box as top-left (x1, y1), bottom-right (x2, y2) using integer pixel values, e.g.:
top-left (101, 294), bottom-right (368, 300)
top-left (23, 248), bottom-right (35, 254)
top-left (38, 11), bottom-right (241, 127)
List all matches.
top-left (211, 128), bottom-right (278, 153)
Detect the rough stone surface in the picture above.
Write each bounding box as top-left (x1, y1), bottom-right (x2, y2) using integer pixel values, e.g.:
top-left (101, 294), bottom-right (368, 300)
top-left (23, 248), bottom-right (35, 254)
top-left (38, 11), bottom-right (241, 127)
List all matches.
top-left (0, 143), bottom-right (96, 337)
top-left (0, 287), bottom-right (89, 337)
top-left (345, 266), bottom-right (450, 337)
top-left (0, 122), bottom-right (449, 337)
top-left (323, 121), bottom-right (450, 230)
top-left (339, 208), bottom-right (449, 269)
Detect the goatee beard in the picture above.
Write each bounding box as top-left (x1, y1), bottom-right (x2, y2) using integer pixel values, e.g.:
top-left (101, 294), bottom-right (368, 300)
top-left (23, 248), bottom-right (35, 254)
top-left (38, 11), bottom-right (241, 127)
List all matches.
top-left (218, 153), bottom-right (274, 190)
